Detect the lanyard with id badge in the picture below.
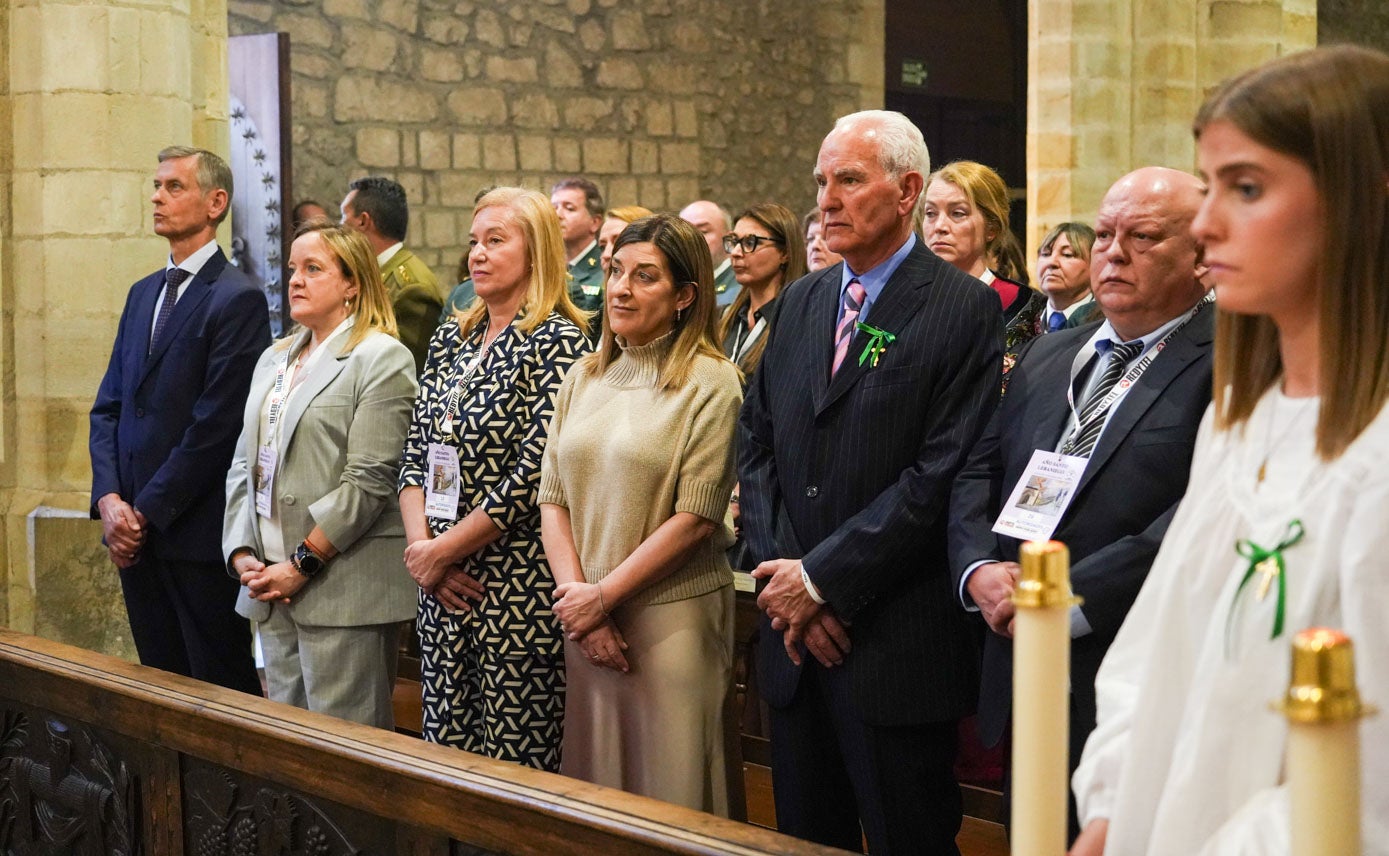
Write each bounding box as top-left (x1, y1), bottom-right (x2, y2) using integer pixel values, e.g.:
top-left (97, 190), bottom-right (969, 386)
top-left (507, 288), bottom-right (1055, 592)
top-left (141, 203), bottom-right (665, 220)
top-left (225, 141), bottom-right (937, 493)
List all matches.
top-left (254, 324), bottom-right (348, 518)
top-left (255, 350), bottom-right (298, 518)
top-left (425, 337), bottom-right (489, 521)
top-left (991, 295), bottom-right (1211, 542)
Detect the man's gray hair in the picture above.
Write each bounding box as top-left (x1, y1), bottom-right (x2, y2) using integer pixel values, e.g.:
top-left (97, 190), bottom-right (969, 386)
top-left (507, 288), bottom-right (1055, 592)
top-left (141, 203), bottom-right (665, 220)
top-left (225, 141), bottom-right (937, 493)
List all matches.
top-left (830, 110), bottom-right (930, 179)
top-left (158, 146), bottom-right (234, 225)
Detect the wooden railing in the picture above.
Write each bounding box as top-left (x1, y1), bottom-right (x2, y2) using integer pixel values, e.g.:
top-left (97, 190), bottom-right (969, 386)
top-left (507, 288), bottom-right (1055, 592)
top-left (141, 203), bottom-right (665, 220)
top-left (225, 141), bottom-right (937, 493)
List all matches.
top-left (0, 629), bottom-right (845, 856)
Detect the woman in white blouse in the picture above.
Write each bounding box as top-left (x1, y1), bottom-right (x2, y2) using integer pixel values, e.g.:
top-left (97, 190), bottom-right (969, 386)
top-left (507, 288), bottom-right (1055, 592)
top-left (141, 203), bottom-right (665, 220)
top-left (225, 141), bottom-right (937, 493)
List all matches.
top-left (1070, 45), bottom-right (1389, 856)
top-left (223, 220), bottom-right (417, 728)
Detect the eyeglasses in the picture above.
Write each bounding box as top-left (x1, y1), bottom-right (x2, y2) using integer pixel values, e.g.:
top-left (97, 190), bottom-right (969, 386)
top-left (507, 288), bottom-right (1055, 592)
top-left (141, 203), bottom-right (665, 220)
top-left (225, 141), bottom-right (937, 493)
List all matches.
top-left (722, 234), bottom-right (784, 254)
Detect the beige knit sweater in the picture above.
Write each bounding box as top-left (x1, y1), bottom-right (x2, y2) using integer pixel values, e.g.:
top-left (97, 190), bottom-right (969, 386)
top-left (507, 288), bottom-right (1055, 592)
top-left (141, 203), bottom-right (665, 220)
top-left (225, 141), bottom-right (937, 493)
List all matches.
top-left (538, 333), bottom-right (741, 606)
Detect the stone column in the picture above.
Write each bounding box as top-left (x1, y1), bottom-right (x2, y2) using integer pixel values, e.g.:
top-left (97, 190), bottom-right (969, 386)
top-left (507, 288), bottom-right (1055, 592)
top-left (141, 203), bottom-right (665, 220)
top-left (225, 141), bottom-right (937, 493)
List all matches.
top-left (1027, 0), bottom-right (1316, 257)
top-left (0, 0), bottom-right (231, 658)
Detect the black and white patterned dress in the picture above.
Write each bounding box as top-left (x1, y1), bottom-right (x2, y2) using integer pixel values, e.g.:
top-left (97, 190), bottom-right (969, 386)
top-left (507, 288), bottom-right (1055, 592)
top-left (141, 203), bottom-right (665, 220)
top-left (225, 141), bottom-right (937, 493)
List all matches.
top-left (398, 312), bottom-right (590, 770)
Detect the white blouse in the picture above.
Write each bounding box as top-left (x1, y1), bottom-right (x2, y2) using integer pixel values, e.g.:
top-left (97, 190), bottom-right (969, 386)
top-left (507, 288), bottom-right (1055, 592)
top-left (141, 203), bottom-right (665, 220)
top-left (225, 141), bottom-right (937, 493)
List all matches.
top-left (1073, 387), bottom-right (1389, 855)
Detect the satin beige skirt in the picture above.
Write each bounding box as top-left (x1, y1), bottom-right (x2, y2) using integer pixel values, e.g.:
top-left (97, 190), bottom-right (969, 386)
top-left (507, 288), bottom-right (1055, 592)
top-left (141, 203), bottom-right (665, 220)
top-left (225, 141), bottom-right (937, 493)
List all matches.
top-left (561, 585), bottom-right (735, 815)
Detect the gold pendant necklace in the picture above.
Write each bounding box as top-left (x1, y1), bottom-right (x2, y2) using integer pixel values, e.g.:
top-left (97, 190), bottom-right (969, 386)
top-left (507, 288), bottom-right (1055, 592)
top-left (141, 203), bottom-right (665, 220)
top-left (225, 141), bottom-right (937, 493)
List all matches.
top-left (1256, 391), bottom-right (1314, 486)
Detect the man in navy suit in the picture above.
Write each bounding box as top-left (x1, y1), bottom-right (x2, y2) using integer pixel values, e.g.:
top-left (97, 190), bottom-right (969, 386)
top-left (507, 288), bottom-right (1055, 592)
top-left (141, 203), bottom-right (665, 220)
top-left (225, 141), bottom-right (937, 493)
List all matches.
top-left (739, 111), bottom-right (1001, 855)
top-left (947, 167), bottom-right (1213, 841)
top-left (89, 146), bottom-right (270, 693)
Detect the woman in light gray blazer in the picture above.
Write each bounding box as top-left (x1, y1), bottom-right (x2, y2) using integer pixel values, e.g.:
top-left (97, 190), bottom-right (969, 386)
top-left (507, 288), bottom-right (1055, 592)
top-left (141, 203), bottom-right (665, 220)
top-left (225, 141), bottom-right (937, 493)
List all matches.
top-left (224, 220), bottom-right (417, 728)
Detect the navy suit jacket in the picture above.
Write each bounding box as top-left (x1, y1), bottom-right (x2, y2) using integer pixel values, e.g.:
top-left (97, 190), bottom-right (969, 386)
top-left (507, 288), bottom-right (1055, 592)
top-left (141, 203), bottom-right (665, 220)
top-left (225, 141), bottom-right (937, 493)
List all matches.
top-left (738, 239), bottom-right (1002, 726)
top-left (947, 306), bottom-right (1214, 748)
top-left (90, 247), bottom-right (271, 565)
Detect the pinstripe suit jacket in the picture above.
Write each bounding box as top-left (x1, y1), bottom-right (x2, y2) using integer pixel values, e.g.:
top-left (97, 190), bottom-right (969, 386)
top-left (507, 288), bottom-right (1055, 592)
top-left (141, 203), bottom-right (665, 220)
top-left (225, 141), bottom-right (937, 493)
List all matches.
top-left (738, 239), bottom-right (1002, 726)
top-left (223, 328), bottom-right (419, 626)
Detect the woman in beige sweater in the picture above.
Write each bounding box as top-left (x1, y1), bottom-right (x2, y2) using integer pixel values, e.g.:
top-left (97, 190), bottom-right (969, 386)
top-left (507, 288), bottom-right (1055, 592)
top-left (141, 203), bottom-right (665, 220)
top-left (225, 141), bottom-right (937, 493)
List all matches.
top-left (540, 214), bottom-right (742, 815)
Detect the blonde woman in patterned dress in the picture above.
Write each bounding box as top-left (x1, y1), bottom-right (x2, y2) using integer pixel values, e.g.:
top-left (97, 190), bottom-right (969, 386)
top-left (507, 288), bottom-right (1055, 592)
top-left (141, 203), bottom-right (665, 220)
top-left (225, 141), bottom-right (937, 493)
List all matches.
top-left (398, 187), bottom-right (590, 770)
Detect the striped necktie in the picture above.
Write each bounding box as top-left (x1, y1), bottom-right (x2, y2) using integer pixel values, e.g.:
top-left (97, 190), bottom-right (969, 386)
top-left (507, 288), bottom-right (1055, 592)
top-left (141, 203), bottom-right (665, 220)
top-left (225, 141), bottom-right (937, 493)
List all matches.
top-left (831, 278), bottom-right (867, 378)
top-left (1068, 340), bottom-right (1143, 457)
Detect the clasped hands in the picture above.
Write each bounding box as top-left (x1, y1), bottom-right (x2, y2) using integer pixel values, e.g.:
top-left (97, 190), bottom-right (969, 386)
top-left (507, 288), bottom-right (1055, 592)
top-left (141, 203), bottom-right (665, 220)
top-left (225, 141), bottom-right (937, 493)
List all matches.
top-left (966, 561), bottom-right (1021, 638)
top-left (752, 558), bottom-right (852, 669)
top-left (403, 537), bottom-right (485, 613)
top-left (231, 552), bottom-right (307, 603)
top-left (98, 493), bottom-right (146, 569)
top-left (552, 581), bottom-right (630, 673)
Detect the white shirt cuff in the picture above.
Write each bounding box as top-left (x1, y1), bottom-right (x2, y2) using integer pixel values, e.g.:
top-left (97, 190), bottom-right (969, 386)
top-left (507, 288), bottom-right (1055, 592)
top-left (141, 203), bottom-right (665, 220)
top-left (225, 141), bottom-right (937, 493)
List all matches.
top-left (958, 559), bottom-right (994, 611)
top-left (1070, 604), bottom-right (1092, 638)
top-left (800, 563), bottom-right (827, 605)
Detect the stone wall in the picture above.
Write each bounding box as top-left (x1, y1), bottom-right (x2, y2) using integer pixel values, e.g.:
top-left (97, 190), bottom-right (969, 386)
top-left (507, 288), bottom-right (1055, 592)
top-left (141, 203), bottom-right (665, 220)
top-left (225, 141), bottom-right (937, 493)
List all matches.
top-left (1320, 0), bottom-right (1389, 51)
top-left (1027, 0), bottom-right (1316, 259)
top-left (228, 0), bottom-right (885, 277)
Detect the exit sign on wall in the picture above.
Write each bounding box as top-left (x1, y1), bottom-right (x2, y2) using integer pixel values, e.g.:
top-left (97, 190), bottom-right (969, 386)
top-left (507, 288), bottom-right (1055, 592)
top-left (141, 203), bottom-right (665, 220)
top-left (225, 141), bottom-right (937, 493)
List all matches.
top-left (901, 59), bottom-right (928, 89)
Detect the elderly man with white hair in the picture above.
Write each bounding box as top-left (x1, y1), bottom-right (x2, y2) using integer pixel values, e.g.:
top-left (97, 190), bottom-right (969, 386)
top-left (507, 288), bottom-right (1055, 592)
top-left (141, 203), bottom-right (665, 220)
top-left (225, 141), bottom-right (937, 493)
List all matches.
top-left (738, 110), bottom-right (1001, 855)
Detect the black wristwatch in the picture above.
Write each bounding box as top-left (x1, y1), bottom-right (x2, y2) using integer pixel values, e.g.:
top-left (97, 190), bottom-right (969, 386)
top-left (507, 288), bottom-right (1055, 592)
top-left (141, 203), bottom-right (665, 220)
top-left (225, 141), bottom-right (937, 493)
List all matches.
top-left (291, 542), bottom-right (326, 579)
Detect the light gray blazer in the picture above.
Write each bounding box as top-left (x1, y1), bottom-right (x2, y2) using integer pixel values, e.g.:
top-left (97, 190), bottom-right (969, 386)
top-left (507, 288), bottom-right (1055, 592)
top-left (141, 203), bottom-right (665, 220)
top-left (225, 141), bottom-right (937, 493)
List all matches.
top-left (223, 327), bottom-right (418, 626)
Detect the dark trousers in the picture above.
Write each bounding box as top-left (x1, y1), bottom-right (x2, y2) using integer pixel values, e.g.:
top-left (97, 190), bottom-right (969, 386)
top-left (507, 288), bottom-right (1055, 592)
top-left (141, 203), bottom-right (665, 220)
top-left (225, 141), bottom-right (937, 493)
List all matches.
top-left (768, 658), bottom-right (963, 856)
top-left (118, 552), bottom-right (260, 695)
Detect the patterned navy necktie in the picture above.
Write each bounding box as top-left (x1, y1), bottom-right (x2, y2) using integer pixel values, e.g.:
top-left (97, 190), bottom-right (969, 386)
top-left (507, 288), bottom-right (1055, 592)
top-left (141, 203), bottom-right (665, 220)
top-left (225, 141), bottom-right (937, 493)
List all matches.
top-left (150, 267), bottom-right (191, 353)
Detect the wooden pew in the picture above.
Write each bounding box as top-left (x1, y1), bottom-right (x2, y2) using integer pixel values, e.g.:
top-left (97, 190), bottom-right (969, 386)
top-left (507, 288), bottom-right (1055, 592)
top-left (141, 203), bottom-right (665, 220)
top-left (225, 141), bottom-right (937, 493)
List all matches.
top-left (0, 630), bottom-right (845, 855)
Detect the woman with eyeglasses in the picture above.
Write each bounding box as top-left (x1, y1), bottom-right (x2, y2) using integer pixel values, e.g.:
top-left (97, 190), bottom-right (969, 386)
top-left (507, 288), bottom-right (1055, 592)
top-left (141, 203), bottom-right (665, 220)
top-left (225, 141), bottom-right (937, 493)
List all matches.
top-left (719, 203), bottom-right (808, 377)
top-left (716, 204), bottom-right (807, 572)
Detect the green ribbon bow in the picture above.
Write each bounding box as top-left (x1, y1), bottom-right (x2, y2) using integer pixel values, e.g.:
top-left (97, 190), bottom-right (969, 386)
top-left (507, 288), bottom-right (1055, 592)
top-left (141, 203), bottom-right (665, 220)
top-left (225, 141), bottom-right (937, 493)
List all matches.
top-left (1225, 519), bottom-right (1304, 656)
top-left (856, 322), bottom-right (897, 367)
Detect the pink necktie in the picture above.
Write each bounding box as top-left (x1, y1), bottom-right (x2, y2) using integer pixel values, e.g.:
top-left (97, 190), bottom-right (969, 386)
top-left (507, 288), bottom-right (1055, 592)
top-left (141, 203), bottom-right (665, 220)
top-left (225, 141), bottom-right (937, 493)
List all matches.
top-left (831, 278), bottom-right (867, 378)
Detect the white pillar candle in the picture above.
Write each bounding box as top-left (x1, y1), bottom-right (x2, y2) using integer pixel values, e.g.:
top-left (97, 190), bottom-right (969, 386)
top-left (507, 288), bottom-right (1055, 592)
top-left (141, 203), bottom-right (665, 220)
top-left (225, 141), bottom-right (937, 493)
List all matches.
top-left (1280, 628), bottom-right (1373, 856)
top-left (1010, 540), bottom-right (1078, 856)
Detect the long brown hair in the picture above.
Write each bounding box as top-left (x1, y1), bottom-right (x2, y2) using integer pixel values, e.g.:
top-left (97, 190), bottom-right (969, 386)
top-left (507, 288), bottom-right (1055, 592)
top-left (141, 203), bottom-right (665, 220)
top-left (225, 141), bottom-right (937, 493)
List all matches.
top-left (717, 203), bottom-right (807, 373)
top-left (1196, 45), bottom-right (1389, 459)
top-left (581, 214), bottom-right (732, 391)
top-left (453, 187), bottom-right (590, 335)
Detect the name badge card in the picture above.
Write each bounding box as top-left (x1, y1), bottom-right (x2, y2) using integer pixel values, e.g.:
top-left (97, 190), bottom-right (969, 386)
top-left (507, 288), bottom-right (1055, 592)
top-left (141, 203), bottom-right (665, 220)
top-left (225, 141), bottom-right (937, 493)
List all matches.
top-left (991, 450), bottom-right (1088, 542)
top-left (254, 445), bottom-right (277, 518)
top-left (425, 442), bottom-right (461, 520)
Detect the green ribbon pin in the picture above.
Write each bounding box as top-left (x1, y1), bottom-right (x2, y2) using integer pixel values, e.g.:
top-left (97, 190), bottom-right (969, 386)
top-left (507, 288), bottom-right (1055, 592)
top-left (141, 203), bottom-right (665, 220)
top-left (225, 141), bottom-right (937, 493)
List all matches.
top-left (856, 322), bottom-right (896, 367)
top-left (1225, 519), bottom-right (1304, 656)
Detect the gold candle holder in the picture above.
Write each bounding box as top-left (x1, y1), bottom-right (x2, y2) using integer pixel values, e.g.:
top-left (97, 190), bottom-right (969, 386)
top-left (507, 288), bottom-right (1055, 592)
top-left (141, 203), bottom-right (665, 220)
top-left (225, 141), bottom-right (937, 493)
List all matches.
top-left (1010, 540), bottom-right (1081, 856)
top-left (1014, 540), bottom-right (1083, 609)
top-left (1278, 628), bottom-right (1372, 724)
top-left (1276, 628), bottom-right (1376, 856)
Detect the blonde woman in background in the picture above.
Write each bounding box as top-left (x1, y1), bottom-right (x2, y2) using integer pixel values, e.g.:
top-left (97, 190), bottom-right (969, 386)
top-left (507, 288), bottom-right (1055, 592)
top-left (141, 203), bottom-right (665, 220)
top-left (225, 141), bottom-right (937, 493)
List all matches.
top-left (598, 205), bottom-right (655, 278)
top-left (924, 160), bottom-right (1047, 383)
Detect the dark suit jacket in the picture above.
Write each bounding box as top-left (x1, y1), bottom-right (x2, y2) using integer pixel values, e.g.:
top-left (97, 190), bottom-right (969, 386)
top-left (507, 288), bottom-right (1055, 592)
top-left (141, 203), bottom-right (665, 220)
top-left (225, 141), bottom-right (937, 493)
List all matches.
top-left (90, 247), bottom-right (271, 565)
top-left (947, 306), bottom-right (1214, 750)
top-left (738, 239), bottom-right (1002, 726)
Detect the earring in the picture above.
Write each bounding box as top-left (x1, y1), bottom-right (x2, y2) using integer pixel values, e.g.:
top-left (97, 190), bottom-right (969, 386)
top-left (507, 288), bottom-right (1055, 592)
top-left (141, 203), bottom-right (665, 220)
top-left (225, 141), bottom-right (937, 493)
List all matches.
top-left (675, 307), bottom-right (684, 324)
